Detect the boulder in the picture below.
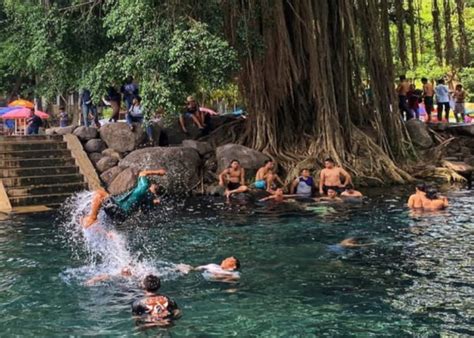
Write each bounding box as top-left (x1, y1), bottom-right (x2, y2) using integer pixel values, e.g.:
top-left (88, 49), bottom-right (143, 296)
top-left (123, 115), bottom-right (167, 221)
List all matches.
top-left (88, 152), bottom-right (104, 164)
top-left (84, 139), bottom-right (106, 153)
top-left (73, 126), bottom-right (99, 141)
top-left (164, 120), bottom-right (202, 145)
top-left (100, 166), bottom-right (123, 186)
top-left (102, 148), bottom-right (122, 161)
top-left (442, 160), bottom-right (474, 175)
top-left (108, 167), bottom-right (137, 195)
top-left (56, 125), bottom-right (76, 135)
top-left (96, 156), bottom-right (118, 173)
top-left (99, 122), bottom-right (146, 153)
top-left (119, 146), bottom-right (201, 194)
top-left (216, 144), bottom-right (270, 179)
top-left (45, 128), bottom-right (56, 135)
top-left (182, 140), bottom-right (213, 156)
top-left (406, 119), bottom-right (433, 149)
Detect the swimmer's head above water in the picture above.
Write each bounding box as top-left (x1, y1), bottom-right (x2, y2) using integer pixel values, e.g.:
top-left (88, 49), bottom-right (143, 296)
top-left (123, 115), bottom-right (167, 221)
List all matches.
top-left (143, 275), bottom-right (161, 292)
top-left (220, 256), bottom-right (240, 271)
top-left (327, 189), bottom-right (337, 198)
top-left (416, 182), bottom-right (427, 193)
top-left (425, 188), bottom-right (439, 200)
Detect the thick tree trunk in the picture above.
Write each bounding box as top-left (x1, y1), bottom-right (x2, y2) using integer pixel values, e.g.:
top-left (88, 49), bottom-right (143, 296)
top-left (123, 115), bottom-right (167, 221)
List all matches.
top-left (394, 0), bottom-right (408, 69)
top-left (443, 0), bottom-right (455, 65)
top-left (432, 0), bottom-right (443, 63)
top-left (408, 0), bottom-right (418, 66)
top-left (455, 0), bottom-right (469, 66)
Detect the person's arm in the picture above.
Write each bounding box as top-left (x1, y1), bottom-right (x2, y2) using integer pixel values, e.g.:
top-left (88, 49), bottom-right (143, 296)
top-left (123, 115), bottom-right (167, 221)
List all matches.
top-left (290, 178), bottom-right (298, 194)
top-left (259, 195), bottom-right (275, 202)
top-left (339, 168), bottom-right (352, 186)
top-left (85, 274), bottom-right (111, 286)
top-left (319, 170), bottom-right (325, 195)
top-left (219, 169), bottom-right (228, 187)
top-left (139, 169), bottom-right (166, 177)
top-left (442, 196), bottom-right (449, 208)
top-left (407, 195), bottom-right (415, 208)
top-left (240, 168), bottom-right (246, 185)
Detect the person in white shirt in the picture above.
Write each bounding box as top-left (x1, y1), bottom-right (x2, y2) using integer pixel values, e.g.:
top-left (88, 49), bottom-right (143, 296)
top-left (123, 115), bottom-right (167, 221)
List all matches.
top-left (435, 79), bottom-right (450, 122)
top-left (126, 96), bottom-right (144, 130)
top-left (176, 256), bottom-right (241, 283)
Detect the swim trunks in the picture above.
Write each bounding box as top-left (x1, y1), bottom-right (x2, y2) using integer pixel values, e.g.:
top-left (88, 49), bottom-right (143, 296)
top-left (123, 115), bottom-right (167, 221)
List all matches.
top-left (102, 197), bottom-right (127, 223)
top-left (322, 185), bottom-right (345, 195)
top-left (254, 180), bottom-right (266, 190)
top-left (227, 182), bottom-right (241, 191)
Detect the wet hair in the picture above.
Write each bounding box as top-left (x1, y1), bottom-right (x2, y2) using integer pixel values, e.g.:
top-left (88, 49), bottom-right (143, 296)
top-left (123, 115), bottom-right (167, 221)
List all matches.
top-left (230, 256), bottom-right (241, 270)
top-left (264, 159), bottom-right (273, 165)
top-left (456, 84), bottom-right (463, 89)
top-left (399, 75), bottom-right (406, 81)
top-left (143, 275), bottom-right (161, 292)
top-left (437, 79), bottom-right (445, 85)
top-left (425, 188), bottom-right (438, 200)
top-left (416, 183), bottom-right (426, 192)
top-left (134, 95), bottom-right (142, 102)
top-left (324, 157), bottom-right (335, 164)
top-left (421, 77), bottom-right (428, 83)
top-left (229, 159), bottom-right (240, 166)
top-left (300, 168), bottom-right (310, 174)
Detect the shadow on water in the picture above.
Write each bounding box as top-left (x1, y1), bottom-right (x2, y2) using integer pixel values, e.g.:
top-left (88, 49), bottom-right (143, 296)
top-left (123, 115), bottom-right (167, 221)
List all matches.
top-left (0, 186), bottom-right (472, 336)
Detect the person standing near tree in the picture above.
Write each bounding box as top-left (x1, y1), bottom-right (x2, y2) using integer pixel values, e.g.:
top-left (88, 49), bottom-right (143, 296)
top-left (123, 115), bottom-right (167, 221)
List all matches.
top-left (452, 84), bottom-right (467, 123)
top-left (121, 76), bottom-right (139, 111)
top-left (26, 108), bottom-right (43, 135)
top-left (396, 75), bottom-right (412, 120)
top-left (435, 79), bottom-right (450, 123)
top-left (105, 86), bottom-right (121, 123)
top-left (318, 158), bottom-right (352, 195)
top-left (407, 84), bottom-right (420, 120)
top-left (80, 89), bottom-right (98, 127)
top-left (421, 78), bottom-right (434, 122)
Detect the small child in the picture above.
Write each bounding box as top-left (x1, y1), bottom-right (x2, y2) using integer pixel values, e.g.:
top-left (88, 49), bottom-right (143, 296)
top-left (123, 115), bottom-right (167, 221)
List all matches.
top-left (59, 106), bottom-right (68, 127)
top-left (452, 84), bottom-right (467, 123)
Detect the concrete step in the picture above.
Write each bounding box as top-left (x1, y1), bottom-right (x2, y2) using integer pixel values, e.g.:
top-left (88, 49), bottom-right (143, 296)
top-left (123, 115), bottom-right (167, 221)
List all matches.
top-left (9, 193), bottom-right (74, 207)
top-left (1, 173), bottom-right (84, 187)
top-left (0, 135), bottom-right (64, 142)
top-left (1, 166), bottom-right (79, 178)
top-left (6, 182), bottom-right (87, 197)
top-left (0, 149), bottom-right (72, 160)
top-left (0, 142), bottom-right (67, 152)
top-left (0, 157), bottom-right (75, 169)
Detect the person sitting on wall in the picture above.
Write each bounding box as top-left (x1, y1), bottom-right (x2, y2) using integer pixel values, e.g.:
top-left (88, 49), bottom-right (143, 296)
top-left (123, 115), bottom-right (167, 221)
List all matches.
top-left (255, 160), bottom-right (284, 192)
top-left (219, 159), bottom-right (249, 199)
top-left (179, 96), bottom-right (204, 134)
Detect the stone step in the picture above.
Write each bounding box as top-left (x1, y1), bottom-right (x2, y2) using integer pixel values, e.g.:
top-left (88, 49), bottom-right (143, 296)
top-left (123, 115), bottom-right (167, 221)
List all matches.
top-left (6, 182), bottom-right (87, 197)
top-left (0, 142), bottom-right (68, 152)
top-left (9, 193), bottom-right (74, 207)
top-left (1, 173), bottom-right (84, 187)
top-left (0, 135), bottom-right (64, 142)
top-left (0, 149), bottom-right (72, 160)
top-left (0, 157), bottom-right (75, 169)
top-left (1, 166), bottom-right (79, 178)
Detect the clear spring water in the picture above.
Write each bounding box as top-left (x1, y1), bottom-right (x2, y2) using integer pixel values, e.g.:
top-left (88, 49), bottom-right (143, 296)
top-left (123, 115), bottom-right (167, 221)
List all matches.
top-left (0, 187), bottom-right (472, 336)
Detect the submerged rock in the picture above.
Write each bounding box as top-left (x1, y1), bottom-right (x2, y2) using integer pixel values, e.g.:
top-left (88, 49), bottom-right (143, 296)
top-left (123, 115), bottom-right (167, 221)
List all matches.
top-left (119, 146), bottom-right (201, 194)
top-left (216, 144), bottom-right (269, 179)
top-left (99, 122), bottom-right (146, 153)
top-left (406, 119), bottom-right (433, 149)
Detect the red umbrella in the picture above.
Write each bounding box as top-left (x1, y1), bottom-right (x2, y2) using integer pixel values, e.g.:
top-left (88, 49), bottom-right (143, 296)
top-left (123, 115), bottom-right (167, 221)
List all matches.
top-left (0, 108), bottom-right (49, 119)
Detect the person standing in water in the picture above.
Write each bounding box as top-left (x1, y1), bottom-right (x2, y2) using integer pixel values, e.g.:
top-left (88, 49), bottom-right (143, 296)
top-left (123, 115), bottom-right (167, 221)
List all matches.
top-left (291, 168), bottom-right (317, 197)
top-left (407, 183), bottom-right (427, 209)
top-left (420, 188), bottom-right (449, 211)
top-left (219, 159), bottom-right (249, 199)
top-left (318, 158), bottom-right (352, 195)
top-left (315, 188), bottom-right (343, 202)
top-left (132, 275), bottom-right (181, 327)
top-left (259, 188), bottom-right (297, 203)
top-left (82, 169), bottom-right (166, 228)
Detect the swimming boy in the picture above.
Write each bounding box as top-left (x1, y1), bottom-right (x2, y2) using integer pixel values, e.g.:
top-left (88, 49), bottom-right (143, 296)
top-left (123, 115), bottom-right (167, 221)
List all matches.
top-left (255, 160), bottom-right (284, 192)
top-left (290, 168), bottom-right (316, 197)
top-left (315, 188), bottom-right (343, 202)
top-left (82, 169), bottom-right (166, 228)
top-left (407, 183), bottom-right (426, 209)
top-left (318, 158), bottom-right (352, 195)
top-left (132, 275), bottom-right (180, 327)
top-left (219, 160), bottom-right (249, 198)
top-left (259, 188), bottom-right (297, 203)
top-left (420, 188), bottom-right (449, 211)
top-left (340, 184), bottom-right (363, 198)
top-left (176, 256), bottom-right (241, 283)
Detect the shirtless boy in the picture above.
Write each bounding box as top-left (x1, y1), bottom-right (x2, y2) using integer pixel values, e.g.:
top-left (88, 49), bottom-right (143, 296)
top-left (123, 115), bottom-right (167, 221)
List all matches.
top-left (219, 160), bottom-right (249, 198)
top-left (340, 184), bottom-right (363, 198)
top-left (315, 188), bottom-right (343, 202)
top-left (259, 188), bottom-right (297, 202)
top-left (255, 160), bottom-right (284, 192)
top-left (421, 78), bottom-right (434, 122)
top-left (176, 256), bottom-right (241, 283)
top-left (407, 183), bottom-right (426, 209)
top-left (318, 158), bottom-right (352, 195)
top-left (421, 188), bottom-right (449, 211)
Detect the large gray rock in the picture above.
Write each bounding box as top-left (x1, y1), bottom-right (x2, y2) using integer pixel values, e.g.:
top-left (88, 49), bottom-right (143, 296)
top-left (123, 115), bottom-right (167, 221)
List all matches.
top-left (100, 166), bottom-right (123, 186)
top-left (164, 120), bottom-right (201, 145)
top-left (119, 146), bottom-right (201, 194)
top-left (99, 122), bottom-right (146, 153)
top-left (96, 156), bottom-right (118, 173)
top-left (88, 152), bottom-right (104, 164)
top-left (216, 144), bottom-right (270, 179)
top-left (182, 140), bottom-right (213, 156)
top-left (56, 125), bottom-right (76, 135)
top-left (84, 139), bottom-right (106, 153)
top-left (102, 148), bottom-right (122, 161)
top-left (108, 167), bottom-right (137, 195)
top-left (406, 119), bottom-right (433, 149)
top-left (73, 126), bottom-right (98, 141)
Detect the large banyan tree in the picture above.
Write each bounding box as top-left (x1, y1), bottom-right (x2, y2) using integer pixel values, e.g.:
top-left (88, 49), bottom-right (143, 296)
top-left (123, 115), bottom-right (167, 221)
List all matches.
top-left (221, 0), bottom-right (414, 183)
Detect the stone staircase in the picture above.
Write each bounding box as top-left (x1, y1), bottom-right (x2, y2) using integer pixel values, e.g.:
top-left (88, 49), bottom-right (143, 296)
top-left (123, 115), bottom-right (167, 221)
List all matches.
top-left (0, 135), bottom-right (87, 211)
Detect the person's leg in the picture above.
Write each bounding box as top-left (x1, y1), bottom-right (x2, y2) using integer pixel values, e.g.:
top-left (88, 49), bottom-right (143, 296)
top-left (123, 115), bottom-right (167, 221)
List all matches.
top-left (82, 189), bottom-right (109, 228)
top-left (437, 102), bottom-right (443, 121)
top-left (425, 98), bottom-right (433, 122)
top-left (444, 102), bottom-right (450, 122)
top-left (190, 114), bottom-right (204, 129)
top-left (82, 104), bottom-right (89, 127)
top-left (26, 126), bottom-right (32, 135)
top-left (33, 126), bottom-right (39, 134)
top-left (179, 115), bottom-right (187, 133)
top-left (110, 101), bottom-right (119, 122)
top-left (266, 174), bottom-right (275, 192)
top-left (126, 113), bottom-right (133, 127)
top-left (91, 105), bottom-right (99, 127)
top-left (146, 124), bottom-right (154, 143)
top-left (414, 108), bottom-right (419, 120)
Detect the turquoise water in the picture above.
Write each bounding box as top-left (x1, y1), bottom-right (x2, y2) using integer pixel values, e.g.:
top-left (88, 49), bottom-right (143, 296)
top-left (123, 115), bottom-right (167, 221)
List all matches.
top-left (0, 188), bottom-right (472, 336)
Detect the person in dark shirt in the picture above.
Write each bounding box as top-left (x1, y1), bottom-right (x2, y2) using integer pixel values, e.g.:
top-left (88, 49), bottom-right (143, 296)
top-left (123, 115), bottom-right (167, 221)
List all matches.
top-left (179, 96), bottom-right (205, 133)
top-left (26, 108), bottom-right (43, 135)
top-left (105, 86), bottom-right (121, 122)
top-left (80, 89), bottom-right (98, 127)
top-left (121, 76), bottom-right (139, 111)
